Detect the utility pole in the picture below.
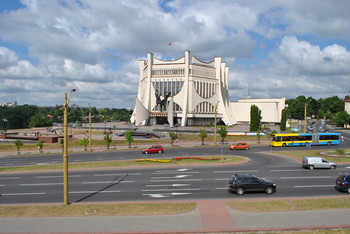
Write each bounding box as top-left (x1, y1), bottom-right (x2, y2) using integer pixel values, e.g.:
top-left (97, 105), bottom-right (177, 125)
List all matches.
top-left (63, 89), bottom-right (76, 205)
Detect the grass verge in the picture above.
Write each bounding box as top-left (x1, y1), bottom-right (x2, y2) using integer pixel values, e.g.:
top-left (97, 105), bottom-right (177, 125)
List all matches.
top-left (227, 198), bottom-right (350, 212)
top-left (0, 203), bottom-right (196, 217)
top-left (268, 149), bottom-right (350, 163)
top-left (0, 156), bottom-right (246, 173)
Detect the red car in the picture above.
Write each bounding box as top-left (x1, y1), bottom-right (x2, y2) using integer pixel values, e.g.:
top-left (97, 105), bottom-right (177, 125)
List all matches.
top-left (230, 142), bottom-right (250, 150)
top-left (142, 145), bottom-right (164, 154)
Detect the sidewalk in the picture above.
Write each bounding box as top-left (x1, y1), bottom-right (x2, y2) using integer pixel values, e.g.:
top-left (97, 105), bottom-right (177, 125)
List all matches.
top-left (1, 198), bottom-right (349, 233)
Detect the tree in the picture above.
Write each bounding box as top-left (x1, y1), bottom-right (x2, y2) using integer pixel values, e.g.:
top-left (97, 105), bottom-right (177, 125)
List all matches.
top-left (80, 138), bottom-right (89, 151)
top-left (36, 140), bottom-right (43, 153)
top-left (169, 132), bottom-right (178, 145)
top-left (29, 113), bottom-right (52, 128)
top-left (280, 109), bottom-right (287, 131)
top-left (333, 111), bottom-right (350, 127)
top-left (104, 132), bottom-right (112, 149)
top-left (59, 138), bottom-right (64, 152)
top-left (218, 126), bottom-right (228, 143)
top-left (198, 129), bottom-right (208, 145)
top-left (14, 139), bottom-right (23, 155)
top-left (250, 105), bottom-right (262, 131)
top-left (124, 130), bottom-right (134, 148)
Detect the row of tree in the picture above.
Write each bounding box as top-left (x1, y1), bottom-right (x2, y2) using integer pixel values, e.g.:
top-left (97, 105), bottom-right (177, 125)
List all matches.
top-left (249, 95), bottom-right (350, 131)
top-left (0, 105), bottom-right (132, 131)
top-left (1, 94), bottom-right (349, 132)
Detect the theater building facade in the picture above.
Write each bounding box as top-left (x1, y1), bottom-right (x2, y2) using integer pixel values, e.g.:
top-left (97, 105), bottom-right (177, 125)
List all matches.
top-left (131, 50), bottom-right (285, 127)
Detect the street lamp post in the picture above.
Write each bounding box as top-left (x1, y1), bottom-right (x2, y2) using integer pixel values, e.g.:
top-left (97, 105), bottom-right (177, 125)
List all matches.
top-left (214, 101), bottom-right (220, 145)
top-left (88, 103), bottom-right (92, 152)
top-left (63, 89), bottom-right (76, 205)
top-left (304, 102), bottom-right (308, 133)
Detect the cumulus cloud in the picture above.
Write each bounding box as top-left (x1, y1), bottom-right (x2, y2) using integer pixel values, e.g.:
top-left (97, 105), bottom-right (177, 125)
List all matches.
top-left (0, 0), bottom-right (349, 107)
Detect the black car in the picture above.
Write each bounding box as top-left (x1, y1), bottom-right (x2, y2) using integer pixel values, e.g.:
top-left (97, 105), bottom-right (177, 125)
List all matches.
top-left (228, 174), bottom-right (276, 195)
top-left (335, 173), bottom-right (350, 193)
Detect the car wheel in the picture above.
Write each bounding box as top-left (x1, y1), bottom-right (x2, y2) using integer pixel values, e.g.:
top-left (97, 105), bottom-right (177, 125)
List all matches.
top-left (348, 188), bottom-right (350, 194)
top-left (158, 150), bottom-right (162, 154)
top-left (246, 147), bottom-right (249, 150)
top-left (309, 165), bottom-right (314, 170)
top-left (265, 186), bottom-right (274, 194)
top-left (145, 151), bottom-right (149, 154)
top-left (330, 165), bottom-right (336, 170)
top-left (236, 187), bottom-right (244, 195)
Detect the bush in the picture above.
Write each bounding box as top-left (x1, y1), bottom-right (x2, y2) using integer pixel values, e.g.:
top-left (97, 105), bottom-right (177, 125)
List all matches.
top-left (335, 149), bottom-right (345, 155)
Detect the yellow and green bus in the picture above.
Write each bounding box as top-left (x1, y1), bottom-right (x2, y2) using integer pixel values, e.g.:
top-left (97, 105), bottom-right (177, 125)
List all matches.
top-left (270, 132), bottom-right (341, 147)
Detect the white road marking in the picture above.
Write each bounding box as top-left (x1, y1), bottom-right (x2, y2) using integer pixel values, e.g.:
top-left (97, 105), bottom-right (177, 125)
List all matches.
top-left (82, 181), bottom-right (133, 184)
top-left (69, 190), bottom-right (120, 194)
top-left (270, 169), bottom-right (310, 172)
top-left (35, 175), bottom-right (81, 178)
top-left (151, 179), bottom-right (202, 182)
top-left (213, 170), bottom-right (258, 173)
top-left (155, 169), bottom-right (190, 173)
top-left (2, 192), bottom-right (46, 196)
top-left (94, 173), bottom-right (141, 176)
top-left (281, 176), bottom-right (332, 179)
top-left (20, 183), bottom-right (63, 186)
top-left (215, 178), bottom-right (229, 181)
top-left (142, 188), bottom-right (200, 192)
top-left (151, 175), bottom-right (191, 179)
top-left (0, 177), bottom-right (19, 180)
top-left (153, 171), bottom-right (198, 174)
top-left (145, 184), bottom-right (190, 187)
top-left (294, 185), bottom-right (334, 188)
top-left (143, 192), bottom-right (192, 198)
top-left (216, 187), bottom-right (228, 190)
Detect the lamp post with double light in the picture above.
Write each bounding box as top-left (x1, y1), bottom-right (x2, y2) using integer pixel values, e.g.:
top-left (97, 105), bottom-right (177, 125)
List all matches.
top-left (63, 89), bottom-right (76, 205)
top-left (214, 101), bottom-right (220, 145)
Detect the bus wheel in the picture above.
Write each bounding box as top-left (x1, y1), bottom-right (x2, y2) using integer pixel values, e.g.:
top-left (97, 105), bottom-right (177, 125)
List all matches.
top-left (282, 143), bottom-right (286, 147)
top-left (327, 142), bottom-right (331, 146)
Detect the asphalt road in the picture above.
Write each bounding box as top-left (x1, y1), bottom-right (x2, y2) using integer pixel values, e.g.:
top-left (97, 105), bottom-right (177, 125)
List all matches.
top-left (0, 141), bottom-right (349, 167)
top-left (1, 150), bottom-right (349, 204)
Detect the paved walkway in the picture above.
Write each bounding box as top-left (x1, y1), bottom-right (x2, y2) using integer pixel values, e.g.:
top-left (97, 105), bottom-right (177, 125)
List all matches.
top-left (1, 198), bottom-right (350, 233)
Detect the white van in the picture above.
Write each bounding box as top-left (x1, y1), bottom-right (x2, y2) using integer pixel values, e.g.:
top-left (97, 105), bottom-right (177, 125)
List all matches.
top-left (302, 157), bottom-right (336, 170)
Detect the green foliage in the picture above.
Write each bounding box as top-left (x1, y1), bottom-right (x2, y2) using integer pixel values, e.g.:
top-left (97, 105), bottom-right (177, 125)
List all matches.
top-left (218, 126), bottom-right (228, 143)
top-left (14, 139), bottom-right (23, 154)
top-left (80, 138), bottom-right (89, 151)
top-left (335, 149), bottom-right (345, 155)
top-left (198, 128), bottom-right (208, 145)
top-left (29, 113), bottom-right (53, 128)
top-left (280, 109), bottom-right (287, 131)
top-left (333, 111), bottom-right (350, 127)
top-left (124, 130), bottom-right (134, 148)
top-left (169, 132), bottom-right (178, 145)
top-left (36, 140), bottom-right (43, 152)
top-left (0, 105), bottom-right (132, 130)
top-left (103, 132), bottom-right (112, 149)
top-left (250, 105), bottom-right (262, 131)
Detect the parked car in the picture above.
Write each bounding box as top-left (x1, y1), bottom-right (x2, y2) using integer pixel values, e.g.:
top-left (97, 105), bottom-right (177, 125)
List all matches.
top-left (142, 145), bottom-right (164, 154)
top-left (230, 142), bottom-right (250, 150)
top-left (227, 174), bottom-right (276, 195)
top-left (335, 173), bottom-right (350, 193)
top-left (302, 156), bottom-right (336, 170)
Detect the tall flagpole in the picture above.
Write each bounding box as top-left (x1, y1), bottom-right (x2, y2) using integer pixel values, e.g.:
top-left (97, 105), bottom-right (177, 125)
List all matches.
top-left (168, 42), bottom-right (172, 59)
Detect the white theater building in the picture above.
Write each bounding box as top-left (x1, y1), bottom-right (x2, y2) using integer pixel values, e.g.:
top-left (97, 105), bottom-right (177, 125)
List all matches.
top-left (131, 50), bottom-right (285, 127)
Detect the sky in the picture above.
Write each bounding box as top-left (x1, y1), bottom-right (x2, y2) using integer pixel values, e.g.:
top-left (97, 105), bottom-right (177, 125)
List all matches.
top-left (0, 0), bottom-right (349, 109)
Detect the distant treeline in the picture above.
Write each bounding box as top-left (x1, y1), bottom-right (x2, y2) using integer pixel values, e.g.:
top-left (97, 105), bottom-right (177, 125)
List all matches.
top-left (0, 105), bottom-right (133, 130)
